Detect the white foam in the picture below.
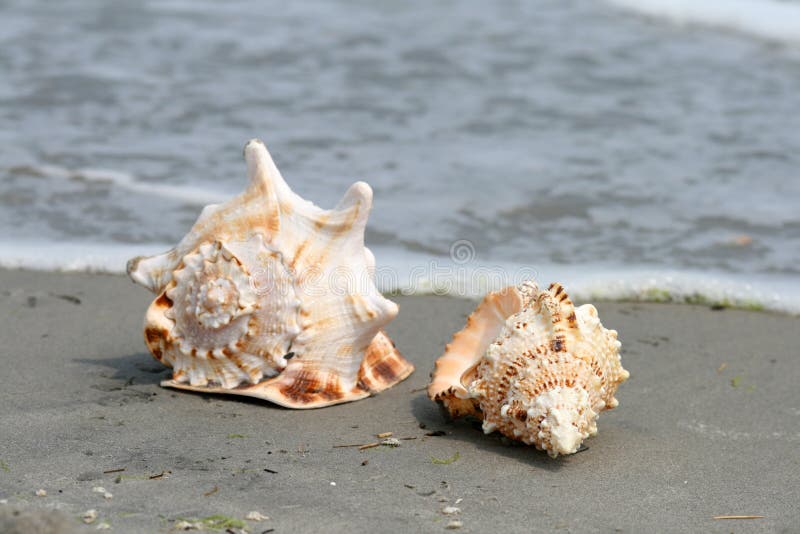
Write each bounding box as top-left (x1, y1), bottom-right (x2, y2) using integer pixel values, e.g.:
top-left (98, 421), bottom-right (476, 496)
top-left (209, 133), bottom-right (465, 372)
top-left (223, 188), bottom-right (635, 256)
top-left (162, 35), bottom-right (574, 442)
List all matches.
top-left (0, 241), bottom-right (174, 274)
top-left (369, 246), bottom-right (800, 314)
top-left (606, 0), bottom-right (800, 45)
top-left (1, 240), bottom-right (798, 315)
top-left (9, 164), bottom-right (229, 206)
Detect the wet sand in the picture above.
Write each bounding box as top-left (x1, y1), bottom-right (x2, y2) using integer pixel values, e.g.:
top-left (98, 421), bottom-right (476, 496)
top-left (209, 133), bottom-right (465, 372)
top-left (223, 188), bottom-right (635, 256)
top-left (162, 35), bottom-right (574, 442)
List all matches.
top-left (0, 268), bottom-right (797, 533)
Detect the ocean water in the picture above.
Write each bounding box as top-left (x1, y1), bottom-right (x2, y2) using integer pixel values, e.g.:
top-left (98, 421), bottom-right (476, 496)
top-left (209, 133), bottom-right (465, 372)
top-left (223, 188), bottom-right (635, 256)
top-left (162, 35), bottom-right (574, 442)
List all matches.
top-left (1, 0), bottom-right (800, 311)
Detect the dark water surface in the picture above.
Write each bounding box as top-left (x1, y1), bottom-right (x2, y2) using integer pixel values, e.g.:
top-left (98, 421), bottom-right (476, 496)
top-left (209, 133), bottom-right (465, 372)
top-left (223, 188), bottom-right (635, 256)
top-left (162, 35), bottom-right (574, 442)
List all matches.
top-left (1, 0), bottom-right (799, 307)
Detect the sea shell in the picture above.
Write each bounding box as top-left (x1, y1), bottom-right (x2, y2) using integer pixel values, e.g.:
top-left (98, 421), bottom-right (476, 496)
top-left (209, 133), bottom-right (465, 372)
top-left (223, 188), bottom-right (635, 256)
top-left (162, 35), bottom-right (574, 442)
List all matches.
top-left (428, 280), bottom-right (628, 457)
top-left (127, 139), bottom-right (414, 408)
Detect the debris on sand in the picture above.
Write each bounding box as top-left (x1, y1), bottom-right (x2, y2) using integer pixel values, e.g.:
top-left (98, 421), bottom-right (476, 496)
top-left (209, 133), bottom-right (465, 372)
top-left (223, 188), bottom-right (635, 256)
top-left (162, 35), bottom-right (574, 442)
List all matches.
top-left (34, 489), bottom-right (47, 497)
top-left (442, 506), bottom-right (460, 515)
top-left (102, 467), bottom-right (125, 474)
top-left (174, 515), bottom-right (247, 531)
top-left (92, 487), bottom-right (113, 500)
top-left (445, 520), bottom-right (463, 529)
top-left (149, 470), bottom-right (172, 480)
top-left (246, 511), bottom-right (269, 521)
top-left (431, 452), bottom-right (460, 465)
top-left (82, 509), bottom-right (98, 524)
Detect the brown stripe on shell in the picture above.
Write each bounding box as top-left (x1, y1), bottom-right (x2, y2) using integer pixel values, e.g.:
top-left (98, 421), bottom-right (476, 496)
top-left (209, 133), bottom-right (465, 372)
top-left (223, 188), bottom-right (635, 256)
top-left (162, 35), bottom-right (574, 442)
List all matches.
top-left (567, 311), bottom-right (577, 327)
top-left (144, 327), bottom-right (169, 361)
top-left (289, 239), bottom-right (330, 279)
top-left (313, 214), bottom-right (328, 230)
top-left (348, 294), bottom-right (378, 322)
top-left (144, 327), bottom-right (163, 346)
top-left (262, 200), bottom-right (281, 234)
top-left (154, 292), bottom-right (173, 309)
top-left (289, 239), bottom-right (310, 271)
top-left (277, 370), bottom-right (345, 405)
top-left (314, 204), bottom-right (361, 236)
top-left (356, 331), bottom-right (415, 394)
top-left (279, 199), bottom-right (294, 216)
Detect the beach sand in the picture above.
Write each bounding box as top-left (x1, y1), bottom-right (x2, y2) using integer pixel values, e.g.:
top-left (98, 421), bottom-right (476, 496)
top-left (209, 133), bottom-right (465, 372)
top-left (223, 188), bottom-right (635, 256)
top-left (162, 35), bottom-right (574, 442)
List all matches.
top-left (0, 268), bottom-right (797, 532)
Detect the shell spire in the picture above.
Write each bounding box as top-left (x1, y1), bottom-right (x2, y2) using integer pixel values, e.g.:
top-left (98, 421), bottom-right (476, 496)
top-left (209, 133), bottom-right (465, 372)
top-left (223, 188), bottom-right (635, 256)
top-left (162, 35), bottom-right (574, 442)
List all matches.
top-left (429, 281), bottom-right (628, 457)
top-left (128, 139), bottom-right (413, 408)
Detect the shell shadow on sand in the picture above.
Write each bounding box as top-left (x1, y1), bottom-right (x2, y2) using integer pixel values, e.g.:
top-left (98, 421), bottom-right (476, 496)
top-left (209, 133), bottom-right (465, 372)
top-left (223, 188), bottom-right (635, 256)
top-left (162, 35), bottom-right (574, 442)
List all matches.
top-left (409, 394), bottom-right (566, 472)
top-left (75, 353), bottom-right (171, 387)
top-left (75, 353), bottom-right (301, 410)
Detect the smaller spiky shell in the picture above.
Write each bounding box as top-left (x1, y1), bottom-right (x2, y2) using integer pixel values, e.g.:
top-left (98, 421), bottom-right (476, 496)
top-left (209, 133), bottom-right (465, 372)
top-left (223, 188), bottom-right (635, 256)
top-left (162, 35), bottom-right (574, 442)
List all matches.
top-left (429, 281), bottom-right (628, 457)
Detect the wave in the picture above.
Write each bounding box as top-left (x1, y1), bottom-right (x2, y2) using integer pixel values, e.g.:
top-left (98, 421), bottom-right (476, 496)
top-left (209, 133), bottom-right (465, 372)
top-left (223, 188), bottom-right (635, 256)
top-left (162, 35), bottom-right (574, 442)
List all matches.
top-left (606, 0), bottom-right (800, 45)
top-left (0, 240), bottom-right (798, 314)
top-left (7, 164), bottom-right (230, 206)
top-left (0, 241), bottom-right (175, 274)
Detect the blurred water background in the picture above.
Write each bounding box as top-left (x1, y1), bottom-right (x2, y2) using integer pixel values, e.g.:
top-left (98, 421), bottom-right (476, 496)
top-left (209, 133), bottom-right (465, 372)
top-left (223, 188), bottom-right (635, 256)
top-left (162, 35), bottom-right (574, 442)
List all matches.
top-left (1, 0), bottom-right (800, 310)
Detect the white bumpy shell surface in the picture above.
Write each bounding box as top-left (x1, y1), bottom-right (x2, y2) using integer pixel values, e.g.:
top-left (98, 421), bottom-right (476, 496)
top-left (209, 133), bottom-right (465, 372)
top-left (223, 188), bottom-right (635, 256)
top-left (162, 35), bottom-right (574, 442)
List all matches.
top-left (127, 139), bottom-right (414, 408)
top-left (428, 281), bottom-right (629, 457)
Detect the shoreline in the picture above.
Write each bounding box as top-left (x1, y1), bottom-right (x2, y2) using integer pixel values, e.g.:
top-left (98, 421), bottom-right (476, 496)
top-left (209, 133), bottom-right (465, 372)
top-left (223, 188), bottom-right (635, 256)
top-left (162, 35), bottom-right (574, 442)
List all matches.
top-left (1, 256), bottom-right (798, 316)
top-left (0, 269), bottom-right (798, 532)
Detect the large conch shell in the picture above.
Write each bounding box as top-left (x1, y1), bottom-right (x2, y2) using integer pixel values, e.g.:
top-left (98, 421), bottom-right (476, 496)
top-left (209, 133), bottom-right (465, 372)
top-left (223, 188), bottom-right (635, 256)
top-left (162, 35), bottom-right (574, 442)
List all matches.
top-left (127, 139), bottom-right (414, 408)
top-left (428, 281), bottom-right (628, 457)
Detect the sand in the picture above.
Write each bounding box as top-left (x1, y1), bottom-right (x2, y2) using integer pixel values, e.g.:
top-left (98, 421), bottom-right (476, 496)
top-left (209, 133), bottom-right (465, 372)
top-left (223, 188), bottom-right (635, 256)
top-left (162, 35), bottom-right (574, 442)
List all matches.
top-left (0, 268), bottom-right (797, 533)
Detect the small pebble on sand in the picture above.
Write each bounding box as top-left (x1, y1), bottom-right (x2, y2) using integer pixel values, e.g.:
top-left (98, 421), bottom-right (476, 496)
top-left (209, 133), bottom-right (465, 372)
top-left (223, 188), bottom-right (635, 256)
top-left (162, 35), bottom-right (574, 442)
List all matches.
top-left (246, 511), bottom-right (269, 521)
top-left (82, 509), bottom-right (98, 524)
top-left (92, 487), bottom-right (113, 499)
top-left (446, 520), bottom-right (463, 529)
top-left (35, 489), bottom-right (46, 497)
top-left (442, 506), bottom-right (461, 515)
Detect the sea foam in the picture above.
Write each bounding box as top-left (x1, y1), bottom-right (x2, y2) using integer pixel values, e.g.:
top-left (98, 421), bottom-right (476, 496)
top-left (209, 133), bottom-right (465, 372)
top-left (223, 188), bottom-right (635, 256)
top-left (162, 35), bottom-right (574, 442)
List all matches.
top-left (1, 241), bottom-right (798, 315)
top-left (7, 163), bottom-right (229, 206)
